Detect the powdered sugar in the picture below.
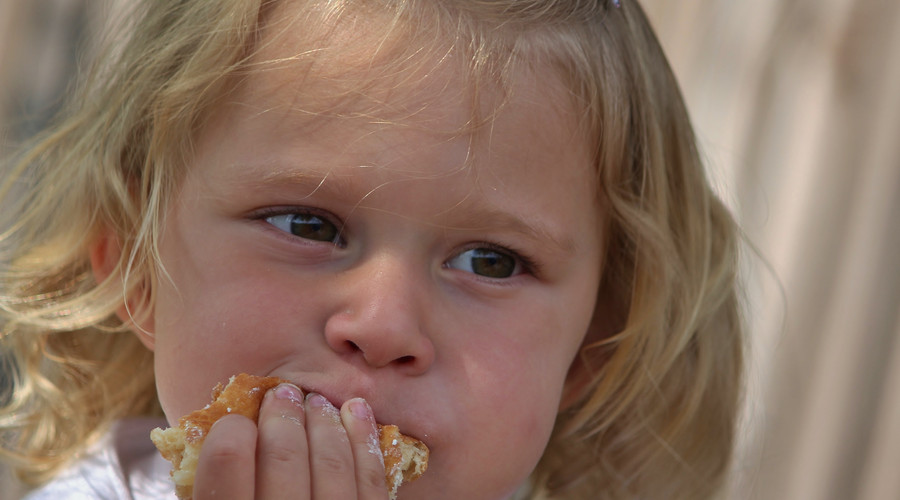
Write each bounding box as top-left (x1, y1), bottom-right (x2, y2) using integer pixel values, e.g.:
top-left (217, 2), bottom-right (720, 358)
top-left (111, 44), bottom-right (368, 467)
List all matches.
top-left (368, 429), bottom-right (385, 464)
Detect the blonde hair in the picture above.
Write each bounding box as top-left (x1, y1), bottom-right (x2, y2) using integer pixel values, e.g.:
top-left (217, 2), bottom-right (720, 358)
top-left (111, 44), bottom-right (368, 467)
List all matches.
top-left (0, 1), bottom-right (743, 499)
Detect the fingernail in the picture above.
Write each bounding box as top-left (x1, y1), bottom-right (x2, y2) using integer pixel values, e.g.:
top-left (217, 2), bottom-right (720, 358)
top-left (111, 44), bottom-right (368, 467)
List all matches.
top-left (307, 392), bottom-right (343, 426)
top-left (306, 392), bottom-right (329, 408)
top-left (273, 383), bottom-right (304, 406)
top-left (347, 398), bottom-right (373, 422)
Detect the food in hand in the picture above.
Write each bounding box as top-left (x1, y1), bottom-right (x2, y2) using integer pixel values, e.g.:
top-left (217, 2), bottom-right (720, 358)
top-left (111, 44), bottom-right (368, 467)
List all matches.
top-left (150, 373), bottom-right (429, 499)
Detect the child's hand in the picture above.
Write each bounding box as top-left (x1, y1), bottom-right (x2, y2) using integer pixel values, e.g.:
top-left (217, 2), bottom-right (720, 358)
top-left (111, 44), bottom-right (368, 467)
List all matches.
top-left (192, 384), bottom-right (389, 499)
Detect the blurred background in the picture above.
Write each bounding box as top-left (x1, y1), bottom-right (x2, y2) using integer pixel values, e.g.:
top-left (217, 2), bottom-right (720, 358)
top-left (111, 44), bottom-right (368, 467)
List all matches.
top-left (641, 2), bottom-right (900, 499)
top-left (2, 1), bottom-right (899, 499)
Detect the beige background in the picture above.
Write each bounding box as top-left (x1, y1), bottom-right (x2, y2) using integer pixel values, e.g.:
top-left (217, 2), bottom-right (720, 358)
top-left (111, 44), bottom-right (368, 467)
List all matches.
top-left (2, 1), bottom-right (899, 499)
top-left (642, 1), bottom-right (900, 499)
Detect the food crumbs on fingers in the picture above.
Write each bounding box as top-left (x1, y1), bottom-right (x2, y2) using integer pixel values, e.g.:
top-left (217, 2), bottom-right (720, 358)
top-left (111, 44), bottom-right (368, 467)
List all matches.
top-left (346, 398), bottom-right (384, 464)
top-left (306, 392), bottom-right (344, 428)
top-left (272, 383), bottom-right (304, 406)
top-left (369, 430), bottom-right (385, 465)
top-left (269, 383), bottom-right (305, 425)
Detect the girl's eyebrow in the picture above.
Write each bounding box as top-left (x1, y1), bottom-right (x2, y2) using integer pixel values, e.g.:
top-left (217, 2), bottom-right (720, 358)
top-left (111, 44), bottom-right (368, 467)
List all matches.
top-left (230, 164), bottom-right (579, 256)
top-left (438, 205), bottom-right (578, 256)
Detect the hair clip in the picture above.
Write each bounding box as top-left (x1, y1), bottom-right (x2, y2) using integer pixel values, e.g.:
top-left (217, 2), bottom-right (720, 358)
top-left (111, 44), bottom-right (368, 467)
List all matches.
top-left (613, 0), bottom-right (621, 7)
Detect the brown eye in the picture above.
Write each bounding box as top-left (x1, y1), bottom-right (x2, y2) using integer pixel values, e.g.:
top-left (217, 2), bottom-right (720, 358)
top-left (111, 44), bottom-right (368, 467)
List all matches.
top-left (265, 213), bottom-right (341, 244)
top-left (447, 247), bottom-right (519, 278)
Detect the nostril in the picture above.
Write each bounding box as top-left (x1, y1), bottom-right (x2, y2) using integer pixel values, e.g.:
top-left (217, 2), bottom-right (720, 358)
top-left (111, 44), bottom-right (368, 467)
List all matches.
top-left (395, 355), bottom-right (415, 365)
top-left (346, 340), bottom-right (362, 353)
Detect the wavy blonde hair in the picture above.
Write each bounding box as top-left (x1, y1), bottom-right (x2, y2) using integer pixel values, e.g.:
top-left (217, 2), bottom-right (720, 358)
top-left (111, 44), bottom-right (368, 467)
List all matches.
top-left (0, 1), bottom-right (743, 498)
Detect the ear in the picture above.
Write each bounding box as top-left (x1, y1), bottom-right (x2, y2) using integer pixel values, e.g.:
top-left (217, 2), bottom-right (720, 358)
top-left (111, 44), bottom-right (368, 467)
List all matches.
top-left (89, 229), bottom-right (156, 350)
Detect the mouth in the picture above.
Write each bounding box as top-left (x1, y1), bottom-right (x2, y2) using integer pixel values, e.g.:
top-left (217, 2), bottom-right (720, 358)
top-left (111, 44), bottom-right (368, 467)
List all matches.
top-left (280, 378), bottom-right (431, 446)
top-left (279, 377), bottom-right (433, 485)
top-left (155, 373), bottom-right (431, 499)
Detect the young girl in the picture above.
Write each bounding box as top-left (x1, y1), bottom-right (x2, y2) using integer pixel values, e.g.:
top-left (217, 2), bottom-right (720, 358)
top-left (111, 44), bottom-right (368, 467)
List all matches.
top-left (0, 0), bottom-right (744, 499)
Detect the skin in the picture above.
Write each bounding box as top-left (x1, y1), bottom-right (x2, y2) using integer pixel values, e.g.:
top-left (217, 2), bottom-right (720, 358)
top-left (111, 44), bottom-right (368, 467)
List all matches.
top-left (104, 13), bottom-right (607, 500)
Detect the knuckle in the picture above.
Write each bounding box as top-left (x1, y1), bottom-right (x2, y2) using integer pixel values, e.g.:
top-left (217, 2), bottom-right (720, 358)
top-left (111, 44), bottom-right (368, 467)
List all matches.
top-left (259, 439), bottom-right (301, 465)
top-left (315, 452), bottom-right (353, 477)
top-left (202, 415), bottom-right (256, 468)
top-left (204, 437), bottom-right (252, 469)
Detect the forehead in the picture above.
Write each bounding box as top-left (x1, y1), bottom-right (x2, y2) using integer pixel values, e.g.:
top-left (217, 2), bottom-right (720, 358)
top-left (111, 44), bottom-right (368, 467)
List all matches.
top-left (185, 3), bottom-right (601, 263)
top-left (237, 0), bottom-right (580, 135)
top-left (243, 2), bottom-right (445, 119)
top-left (196, 0), bottom-right (597, 208)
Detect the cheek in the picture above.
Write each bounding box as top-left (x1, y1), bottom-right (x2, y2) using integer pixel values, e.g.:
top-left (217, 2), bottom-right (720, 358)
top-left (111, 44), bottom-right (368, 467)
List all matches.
top-left (478, 360), bottom-right (562, 454)
top-left (463, 298), bottom-right (592, 451)
top-left (465, 302), bottom-right (587, 405)
top-left (484, 346), bottom-right (569, 428)
top-left (414, 341), bottom-right (571, 499)
top-left (150, 291), bottom-right (288, 423)
top-left (148, 249), bottom-right (317, 422)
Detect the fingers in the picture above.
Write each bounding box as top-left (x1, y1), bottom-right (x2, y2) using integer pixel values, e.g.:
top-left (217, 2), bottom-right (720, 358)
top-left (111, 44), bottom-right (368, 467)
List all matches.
top-left (194, 414), bottom-right (258, 500)
top-left (341, 398), bottom-right (390, 500)
top-left (304, 393), bottom-right (358, 498)
top-left (195, 385), bottom-right (388, 500)
top-left (304, 393), bottom-right (389, 499)
top-left (255, 383), bottom-right (310, 499)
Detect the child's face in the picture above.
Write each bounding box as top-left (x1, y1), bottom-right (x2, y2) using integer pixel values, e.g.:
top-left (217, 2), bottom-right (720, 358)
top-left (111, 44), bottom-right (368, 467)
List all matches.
top-left (143, 22), bottom-right (604, 500)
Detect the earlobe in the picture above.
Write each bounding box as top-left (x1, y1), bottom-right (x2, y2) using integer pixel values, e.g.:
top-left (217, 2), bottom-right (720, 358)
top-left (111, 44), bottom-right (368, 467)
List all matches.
top-left (88, 230), bottom-right (156, 350)
top-left (128, 314), bottom-right (157, 352)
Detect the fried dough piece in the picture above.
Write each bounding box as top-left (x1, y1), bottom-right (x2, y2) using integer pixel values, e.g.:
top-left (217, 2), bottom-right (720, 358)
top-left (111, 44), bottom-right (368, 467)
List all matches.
top-left (150, 373), bottom-right (429, 499)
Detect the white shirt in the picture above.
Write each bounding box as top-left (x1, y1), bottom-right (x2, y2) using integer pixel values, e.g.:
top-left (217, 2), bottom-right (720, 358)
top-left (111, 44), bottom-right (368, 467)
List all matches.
top-left (23, 418), bottom-right (176, 500)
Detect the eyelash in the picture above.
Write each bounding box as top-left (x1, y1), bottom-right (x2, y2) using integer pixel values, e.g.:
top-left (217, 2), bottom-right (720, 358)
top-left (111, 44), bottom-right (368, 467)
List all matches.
top-left (250, 206), bottom-right (542, 277)
top-left (454, 241), bottom-right (541, 278)
top-left (252, 206), bottom-right (347, 246)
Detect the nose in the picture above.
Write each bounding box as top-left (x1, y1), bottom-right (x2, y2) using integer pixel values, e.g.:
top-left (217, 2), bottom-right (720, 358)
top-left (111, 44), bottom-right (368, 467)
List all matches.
top-left (324, 254), bottom-right (435, 375)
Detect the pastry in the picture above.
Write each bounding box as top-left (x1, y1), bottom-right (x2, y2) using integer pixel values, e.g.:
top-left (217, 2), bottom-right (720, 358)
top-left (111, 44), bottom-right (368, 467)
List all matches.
top-left (150, 373), bottom-right (428, 499)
